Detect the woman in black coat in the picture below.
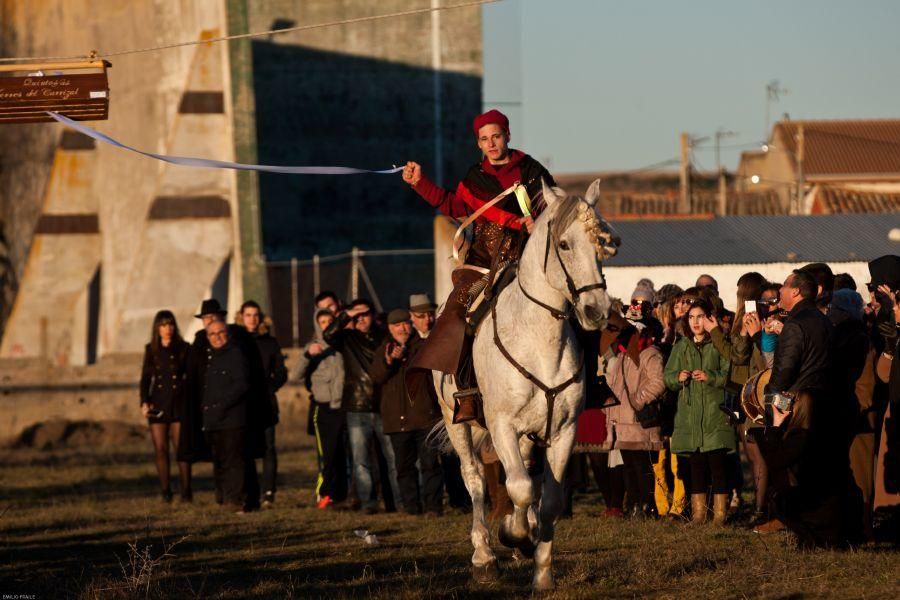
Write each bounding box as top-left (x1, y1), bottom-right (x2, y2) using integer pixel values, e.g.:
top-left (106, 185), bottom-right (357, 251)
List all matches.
top-left (140, 310), bottom-right (191, 502)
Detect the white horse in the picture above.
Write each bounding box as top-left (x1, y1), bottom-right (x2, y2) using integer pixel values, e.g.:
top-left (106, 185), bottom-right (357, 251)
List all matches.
top-left (433, 179), bottom-right (619, 591)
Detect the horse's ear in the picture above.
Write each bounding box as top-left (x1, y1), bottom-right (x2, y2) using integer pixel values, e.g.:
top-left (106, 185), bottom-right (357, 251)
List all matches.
top-left (585, 178), bottom-right (602, 206)
top-left (541, 178), bottom-right (557, 208)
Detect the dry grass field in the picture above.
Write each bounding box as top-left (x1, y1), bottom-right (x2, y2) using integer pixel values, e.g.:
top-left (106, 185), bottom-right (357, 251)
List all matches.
top-left (1, 415), bottom-right (898, 599)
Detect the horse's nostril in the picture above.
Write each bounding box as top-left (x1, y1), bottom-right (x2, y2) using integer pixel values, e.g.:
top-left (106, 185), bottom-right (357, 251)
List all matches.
top-left (584, 305), bottom-right (601, 322)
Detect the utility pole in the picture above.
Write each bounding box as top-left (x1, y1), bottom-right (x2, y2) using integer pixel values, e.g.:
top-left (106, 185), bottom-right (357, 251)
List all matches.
top-left (715, 129), bottom-right (737, 216)
top-left (679, 132), bottom-right (691, 214)
top-left (795, 123), bottom-right (805, 214)
top-left (431, 0), bottom-right (444, 186)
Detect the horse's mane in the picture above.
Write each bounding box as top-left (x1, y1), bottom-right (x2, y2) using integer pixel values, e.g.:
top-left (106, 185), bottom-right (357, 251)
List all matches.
top-left (549, 195), bottom-right (582, 240)
top-left (545, 195), bottom-right (616, 260)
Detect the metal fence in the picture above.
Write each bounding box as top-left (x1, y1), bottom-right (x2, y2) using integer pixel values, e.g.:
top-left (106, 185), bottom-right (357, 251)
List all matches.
top-left (266, 248), bottom-right (435, 349)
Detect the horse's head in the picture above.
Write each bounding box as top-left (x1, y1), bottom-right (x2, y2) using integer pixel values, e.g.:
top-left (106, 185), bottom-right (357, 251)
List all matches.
top-left (530, 178), bottom-right (621, 330)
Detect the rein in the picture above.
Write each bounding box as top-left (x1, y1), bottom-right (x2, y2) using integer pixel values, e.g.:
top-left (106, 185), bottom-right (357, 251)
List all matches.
top-left (487, 209), bottom-right (608, 447)
top-left (489, 288), bottom-right (583, 448)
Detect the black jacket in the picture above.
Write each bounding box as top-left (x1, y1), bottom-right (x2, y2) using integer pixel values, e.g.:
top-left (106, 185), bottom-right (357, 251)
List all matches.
top-left (179, 325), bottom-right (274, 461)
top-left (323, 312), bottom-right (386, 412)
top-left (767, 300), bottom-right (833, 395)
top-left (252, 331), bottom-right (287, 422)
top-left (202, 341), bottom-right (251, 431)
top-left (139, 339), bottom-right (189, 420)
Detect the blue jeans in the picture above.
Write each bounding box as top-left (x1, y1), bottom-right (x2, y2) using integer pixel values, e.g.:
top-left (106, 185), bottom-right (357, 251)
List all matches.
top-left (346, 411), bottom-right (401, 510)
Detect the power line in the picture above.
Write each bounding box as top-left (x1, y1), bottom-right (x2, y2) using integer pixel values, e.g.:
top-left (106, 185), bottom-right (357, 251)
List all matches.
top-left (0, 0), bottom-right (502, 63)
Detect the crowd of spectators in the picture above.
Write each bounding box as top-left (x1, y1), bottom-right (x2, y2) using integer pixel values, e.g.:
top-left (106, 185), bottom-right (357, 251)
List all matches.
top-left (138, 256), bottom-right (900, 547)
top-left (570, 257), bottom-right (900, 547)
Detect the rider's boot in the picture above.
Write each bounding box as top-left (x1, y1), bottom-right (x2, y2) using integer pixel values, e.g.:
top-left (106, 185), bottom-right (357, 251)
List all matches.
top-left (452, 334), bottom-right (479, 424)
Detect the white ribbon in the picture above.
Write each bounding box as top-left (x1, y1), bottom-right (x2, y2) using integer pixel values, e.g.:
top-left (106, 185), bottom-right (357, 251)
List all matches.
top-left (47, 112), bottom-right (403, 175)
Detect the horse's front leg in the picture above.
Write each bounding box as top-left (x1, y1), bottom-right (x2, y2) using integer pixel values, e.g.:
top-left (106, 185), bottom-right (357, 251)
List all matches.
top-left (492, 419), bottom-right (534, 548)
top-left (445, 419), bottom-right (497, 582)
top-left (532, 424), bottom-right (576, 592)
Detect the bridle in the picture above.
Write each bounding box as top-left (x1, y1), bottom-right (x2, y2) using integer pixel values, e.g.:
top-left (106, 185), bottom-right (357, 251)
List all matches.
top-left (517, 213), bottom-right (608, 321)
top-left (489, 203), bottom-right (610, 447)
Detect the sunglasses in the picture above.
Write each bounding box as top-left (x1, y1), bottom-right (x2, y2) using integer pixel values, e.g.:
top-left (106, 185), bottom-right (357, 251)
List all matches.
top-left (676, 296), bottom-right (699, 305)
top-left (353, 311), bottom-right (372, 319)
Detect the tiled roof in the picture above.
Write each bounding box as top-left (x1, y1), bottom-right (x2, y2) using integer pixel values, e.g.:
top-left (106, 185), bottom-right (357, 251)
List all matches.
top-left (604, 213), bottom-right (900, 267)
top-left (774, 119), bottom-right (900, 178)
top-left (811, 185), bottom-right (900, 214)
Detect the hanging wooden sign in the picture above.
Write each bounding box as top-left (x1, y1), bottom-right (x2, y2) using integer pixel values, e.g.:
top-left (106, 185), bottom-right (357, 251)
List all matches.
top-left (0, 59), bottom-right (111, 124)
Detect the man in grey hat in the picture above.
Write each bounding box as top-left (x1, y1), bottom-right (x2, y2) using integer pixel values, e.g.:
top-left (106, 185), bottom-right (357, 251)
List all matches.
top-left (409, 293), bottom-right (437, 339)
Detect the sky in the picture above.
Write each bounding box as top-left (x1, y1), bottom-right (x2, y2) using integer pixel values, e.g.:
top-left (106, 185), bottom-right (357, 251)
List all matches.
top-left (482, 0), bottom-right (900, 174)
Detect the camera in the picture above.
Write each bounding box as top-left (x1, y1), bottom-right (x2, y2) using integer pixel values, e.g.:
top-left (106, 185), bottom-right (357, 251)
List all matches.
top-left (763, 392), bottom-right (793, 425)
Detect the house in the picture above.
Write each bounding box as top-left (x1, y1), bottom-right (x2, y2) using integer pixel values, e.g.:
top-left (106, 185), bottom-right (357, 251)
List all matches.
top-left (737, 118), bottom-right (900, 215)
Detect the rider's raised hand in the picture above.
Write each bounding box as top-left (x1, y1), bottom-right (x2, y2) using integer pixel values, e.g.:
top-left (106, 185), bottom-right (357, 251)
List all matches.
top-left (402, 161), bottom-right (422, 187)
top-left (519, 215), bottom-right (534, 234)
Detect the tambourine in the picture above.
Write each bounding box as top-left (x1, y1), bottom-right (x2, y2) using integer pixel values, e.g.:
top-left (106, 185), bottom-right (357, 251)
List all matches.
top-left (741, 368), bottom-right (772, 425)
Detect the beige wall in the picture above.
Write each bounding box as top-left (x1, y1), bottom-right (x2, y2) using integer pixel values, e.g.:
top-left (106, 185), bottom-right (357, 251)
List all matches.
top-left (0, 1), bottom-right (241, 361)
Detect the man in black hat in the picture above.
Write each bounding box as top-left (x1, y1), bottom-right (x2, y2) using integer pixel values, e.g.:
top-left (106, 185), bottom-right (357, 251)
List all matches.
top-left (180, 299), bottom-right (274, 509)
top-left (370, 309), bottom-right (444, 516)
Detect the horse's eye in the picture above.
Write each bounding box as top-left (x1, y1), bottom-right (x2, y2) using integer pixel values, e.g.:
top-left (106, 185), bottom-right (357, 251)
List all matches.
top-left (559, 240), bottom-right (570, 251)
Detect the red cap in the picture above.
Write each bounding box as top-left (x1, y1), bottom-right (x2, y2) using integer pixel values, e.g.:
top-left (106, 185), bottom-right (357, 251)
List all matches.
top-left (472, 109), bottom-right (510, 137)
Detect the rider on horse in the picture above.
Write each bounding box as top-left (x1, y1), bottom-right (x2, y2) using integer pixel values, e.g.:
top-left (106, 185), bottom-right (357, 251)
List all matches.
top-left (402, 109), bottom-right (555, 423)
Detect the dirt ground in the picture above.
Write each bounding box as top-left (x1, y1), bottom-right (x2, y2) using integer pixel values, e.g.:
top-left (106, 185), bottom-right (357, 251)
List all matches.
top-left (1, 416), bottom-right (898, 599)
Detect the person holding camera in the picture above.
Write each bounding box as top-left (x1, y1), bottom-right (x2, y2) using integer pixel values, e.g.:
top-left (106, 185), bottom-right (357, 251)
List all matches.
top-left (370, 309), bottom-right (444, 516)
top-left (324, 298), bottom-right (400, 513)
top-left (754, 269), bottom-right (862, 547)
top-left (664, 298), bottom-right (734, 525)
top-left (870, 256), bottom-right (900, 522)
top-left (140, 310), bottom-right (191, 503)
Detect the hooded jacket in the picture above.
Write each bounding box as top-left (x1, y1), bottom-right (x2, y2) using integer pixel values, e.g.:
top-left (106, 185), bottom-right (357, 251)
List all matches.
top-left (294, 309), bottom-right (345, 409)
top-left (605, 344), bottom-right (666, 451)
top-left (664, 335), bottom-right (736, 455)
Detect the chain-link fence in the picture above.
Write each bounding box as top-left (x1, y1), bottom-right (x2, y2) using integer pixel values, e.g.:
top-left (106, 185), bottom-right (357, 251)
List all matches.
top-left (266, 248), bottom-right (435, 349)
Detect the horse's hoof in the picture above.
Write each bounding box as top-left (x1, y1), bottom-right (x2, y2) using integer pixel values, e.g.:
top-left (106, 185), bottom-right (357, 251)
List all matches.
top-left (533, 578), bottom-right (554, 593)
top-left (472, 560), bottom-right (500, 583)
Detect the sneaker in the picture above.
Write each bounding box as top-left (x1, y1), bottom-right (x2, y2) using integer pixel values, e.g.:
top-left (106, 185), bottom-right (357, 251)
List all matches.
top-left (317, 495), bottom-right (332, 509)
top-left (262, 492), bottom-right (275, 509)
top-left (161, 489), bottom-right (173, 504)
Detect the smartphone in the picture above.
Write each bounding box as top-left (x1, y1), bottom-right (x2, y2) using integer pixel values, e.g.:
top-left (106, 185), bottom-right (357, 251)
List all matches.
top-left (147, 408), bottom-right (164, 419)
top-left (744, 300), bottom-right (757, 314)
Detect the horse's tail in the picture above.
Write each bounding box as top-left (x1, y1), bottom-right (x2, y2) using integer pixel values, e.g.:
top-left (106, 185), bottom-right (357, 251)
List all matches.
top-left (427, 419), bottom-right (491, 456)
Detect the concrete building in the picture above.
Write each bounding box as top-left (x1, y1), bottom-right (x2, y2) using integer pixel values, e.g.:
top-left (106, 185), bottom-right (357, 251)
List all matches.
top-left (0, 0), bottom-right (483, 364)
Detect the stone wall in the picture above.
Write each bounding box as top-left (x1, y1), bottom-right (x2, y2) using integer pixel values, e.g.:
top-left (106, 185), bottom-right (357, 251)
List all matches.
top-left (0, 349), bottom-right (309, 445)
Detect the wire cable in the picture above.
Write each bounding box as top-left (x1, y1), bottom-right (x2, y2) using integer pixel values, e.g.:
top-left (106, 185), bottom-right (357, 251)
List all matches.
top-left (0, 0), bottom-right (501, 63)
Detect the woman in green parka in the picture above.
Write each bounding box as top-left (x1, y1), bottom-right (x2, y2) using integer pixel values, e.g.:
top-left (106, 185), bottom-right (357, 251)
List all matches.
top-left (664, 298), bottom-right (736, 525)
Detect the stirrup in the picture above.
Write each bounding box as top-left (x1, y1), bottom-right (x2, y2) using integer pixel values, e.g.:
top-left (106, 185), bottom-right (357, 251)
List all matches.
top-left (453, 387), bottom-right (480, 400)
